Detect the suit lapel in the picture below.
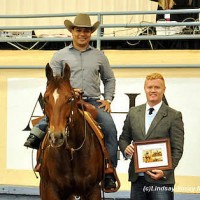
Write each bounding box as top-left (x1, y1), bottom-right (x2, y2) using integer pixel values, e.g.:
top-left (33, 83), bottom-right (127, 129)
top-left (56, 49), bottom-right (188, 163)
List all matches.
top-left (138, 105), bottom-right (146, 137)
top-left (146, 103), bottom-right (168, 139)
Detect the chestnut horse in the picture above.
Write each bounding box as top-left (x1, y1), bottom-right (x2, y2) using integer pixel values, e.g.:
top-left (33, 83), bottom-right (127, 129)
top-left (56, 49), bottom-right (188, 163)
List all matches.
top-left (39, 63), bottom-right (104, 200)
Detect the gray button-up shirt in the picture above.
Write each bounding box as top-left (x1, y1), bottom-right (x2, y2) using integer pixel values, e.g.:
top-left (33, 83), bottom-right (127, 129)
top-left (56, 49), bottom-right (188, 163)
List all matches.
top-left (50, 44), bottom-right (116, 101)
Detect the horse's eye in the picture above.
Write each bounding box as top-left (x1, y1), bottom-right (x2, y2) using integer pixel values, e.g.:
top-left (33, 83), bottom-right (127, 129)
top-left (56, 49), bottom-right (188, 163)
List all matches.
top-left (43, 96), bottom-right (49, 103)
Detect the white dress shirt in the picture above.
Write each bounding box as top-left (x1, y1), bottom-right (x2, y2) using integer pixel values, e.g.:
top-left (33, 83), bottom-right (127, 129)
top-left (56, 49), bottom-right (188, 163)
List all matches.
top-left (145, 102), bottom-right (162, 134)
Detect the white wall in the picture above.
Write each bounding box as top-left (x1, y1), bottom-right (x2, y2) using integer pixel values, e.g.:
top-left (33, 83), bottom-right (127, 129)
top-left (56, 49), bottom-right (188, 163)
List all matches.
top-left (6, 77), bottom-right (200, 175)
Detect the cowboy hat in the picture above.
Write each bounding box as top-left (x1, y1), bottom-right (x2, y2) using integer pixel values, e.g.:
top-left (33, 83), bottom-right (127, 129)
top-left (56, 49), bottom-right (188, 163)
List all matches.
top-left (64, 13), bottom-right (100, 33)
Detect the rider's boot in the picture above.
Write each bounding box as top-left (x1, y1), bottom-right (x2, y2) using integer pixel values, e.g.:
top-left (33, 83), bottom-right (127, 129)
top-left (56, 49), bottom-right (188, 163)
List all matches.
top-left (104, 173), bottom-right (116, 190)
top-left (24, 127), bottom-right (46, 149)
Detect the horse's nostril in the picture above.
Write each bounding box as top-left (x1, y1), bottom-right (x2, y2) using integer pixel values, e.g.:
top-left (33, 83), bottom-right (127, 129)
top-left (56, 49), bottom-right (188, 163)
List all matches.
top-left (50, 132), bottom-right (64, 140)
top-left (60, 133), bottom-right (64, 139)
top-left (49, 132), bottom-right (65, 148)
top-left (55, 132), bottom-right (63, 140)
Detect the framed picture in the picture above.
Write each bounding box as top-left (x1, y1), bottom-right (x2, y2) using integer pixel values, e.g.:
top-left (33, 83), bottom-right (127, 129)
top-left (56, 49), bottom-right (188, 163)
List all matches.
top-left (133, 138), bottom-right (172, 173)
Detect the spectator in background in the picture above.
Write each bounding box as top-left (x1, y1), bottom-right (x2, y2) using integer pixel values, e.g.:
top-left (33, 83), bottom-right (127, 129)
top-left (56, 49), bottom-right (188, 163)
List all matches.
top-left (150, 0), bottom-right (199, 21)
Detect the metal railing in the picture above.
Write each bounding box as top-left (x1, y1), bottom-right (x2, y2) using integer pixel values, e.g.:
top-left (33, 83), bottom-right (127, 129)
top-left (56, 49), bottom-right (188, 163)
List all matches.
top-left (0, 9), bottom-right (200, 68)
top-left (0, 9), bottom-right (200, 49)
top-left (0, 63), bottom-right (200, 69)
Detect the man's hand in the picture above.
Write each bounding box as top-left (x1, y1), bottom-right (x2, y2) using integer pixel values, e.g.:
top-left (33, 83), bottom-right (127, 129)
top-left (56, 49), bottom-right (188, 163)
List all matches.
top-left (146, 170), bottom-right (165, 180)
top-left (73, 88), bottom-right (83, 98)
top-left (97, 99), bottom-right (111, 112)
top-left (125, 143), bottom-right (134, 157)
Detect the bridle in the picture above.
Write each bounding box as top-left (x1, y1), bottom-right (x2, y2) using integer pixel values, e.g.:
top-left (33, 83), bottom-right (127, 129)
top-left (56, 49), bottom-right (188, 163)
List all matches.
top-left (65, 90), bottom-right (88, 160)
top-left (44, 87), bottom-right (88, 160)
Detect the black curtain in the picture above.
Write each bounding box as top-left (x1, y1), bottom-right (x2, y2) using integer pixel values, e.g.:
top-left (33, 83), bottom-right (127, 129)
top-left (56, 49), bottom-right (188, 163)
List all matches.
top-left (148, 0), bottom-right (200, 49)
top-left (156, 0), bottom-right (200, 22)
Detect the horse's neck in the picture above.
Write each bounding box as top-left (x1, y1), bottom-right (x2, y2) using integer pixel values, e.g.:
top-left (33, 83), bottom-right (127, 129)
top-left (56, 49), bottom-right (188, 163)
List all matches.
top-left (69, 109), bottom-right (87, 140)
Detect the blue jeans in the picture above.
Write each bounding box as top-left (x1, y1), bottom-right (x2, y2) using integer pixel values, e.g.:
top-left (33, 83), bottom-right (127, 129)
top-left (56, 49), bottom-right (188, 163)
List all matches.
top-left (86, 99), bottom-right (118, 168)
top-left (32, 98), bottom-right (118, 168)
top-left (130, 177), bottom-right (174, 200)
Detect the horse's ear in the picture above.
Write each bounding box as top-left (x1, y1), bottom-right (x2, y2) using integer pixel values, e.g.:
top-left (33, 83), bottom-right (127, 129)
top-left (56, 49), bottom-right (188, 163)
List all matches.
top-left (63, 63), bottom-right (71, 81)
top-left (45, 63), bottom-right (54, 81)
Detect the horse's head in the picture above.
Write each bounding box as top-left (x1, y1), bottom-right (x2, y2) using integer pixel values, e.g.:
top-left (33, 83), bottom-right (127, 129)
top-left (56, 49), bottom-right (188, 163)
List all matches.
top-left (44, 63), bottom-right (75, 148)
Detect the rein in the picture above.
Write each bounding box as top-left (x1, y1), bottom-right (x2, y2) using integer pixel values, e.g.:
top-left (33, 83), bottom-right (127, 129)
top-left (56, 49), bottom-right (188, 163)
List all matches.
top-left (65, 95), bottom-right (88, 160)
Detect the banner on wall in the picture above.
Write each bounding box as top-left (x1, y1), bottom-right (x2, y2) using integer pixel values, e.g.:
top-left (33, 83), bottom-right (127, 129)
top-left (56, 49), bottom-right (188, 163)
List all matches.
top-left (7, 78), bottom-right (200, 177)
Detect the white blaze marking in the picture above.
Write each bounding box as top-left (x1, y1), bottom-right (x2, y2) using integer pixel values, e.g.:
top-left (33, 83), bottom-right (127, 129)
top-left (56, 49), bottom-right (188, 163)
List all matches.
top-left (53, 89), bottom-right (59, 103)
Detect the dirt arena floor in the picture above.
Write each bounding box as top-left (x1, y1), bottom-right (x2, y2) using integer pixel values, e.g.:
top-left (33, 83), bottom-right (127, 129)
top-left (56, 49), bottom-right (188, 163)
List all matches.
top-left (0, 193), bottom-right (200, 200)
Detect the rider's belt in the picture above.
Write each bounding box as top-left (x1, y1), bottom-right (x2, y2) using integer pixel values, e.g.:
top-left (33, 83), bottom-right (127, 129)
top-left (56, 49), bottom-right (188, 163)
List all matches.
top-left (82, 97), bottom-right (100, 100)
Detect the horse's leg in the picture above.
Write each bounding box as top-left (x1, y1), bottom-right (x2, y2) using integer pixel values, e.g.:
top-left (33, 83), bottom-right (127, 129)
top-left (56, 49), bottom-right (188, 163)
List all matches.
top-left (84, 184), bottom-right (102, 200)
top-left (40, 180), bottom-right (52, 200)
top-left (67, 195), bottom-right (77, 200)
top-left (40, 180), bottom-right (72, 200)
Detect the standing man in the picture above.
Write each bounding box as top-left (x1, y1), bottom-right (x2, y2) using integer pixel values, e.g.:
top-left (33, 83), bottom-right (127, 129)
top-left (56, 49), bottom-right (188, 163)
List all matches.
top-left (119, 73), bottom-right (184, 200)
top-left (24, 13), bottom-right (118, 190)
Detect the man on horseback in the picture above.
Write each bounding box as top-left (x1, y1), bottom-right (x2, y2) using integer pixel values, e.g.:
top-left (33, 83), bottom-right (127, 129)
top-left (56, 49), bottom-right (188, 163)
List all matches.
top-left (24, 13), bottom-right (118, 190)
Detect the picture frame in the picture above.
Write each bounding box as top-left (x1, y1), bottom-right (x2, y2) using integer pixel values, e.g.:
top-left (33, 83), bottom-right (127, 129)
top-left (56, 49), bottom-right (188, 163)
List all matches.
top-left (133, 138), bottom-right (172, 173)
